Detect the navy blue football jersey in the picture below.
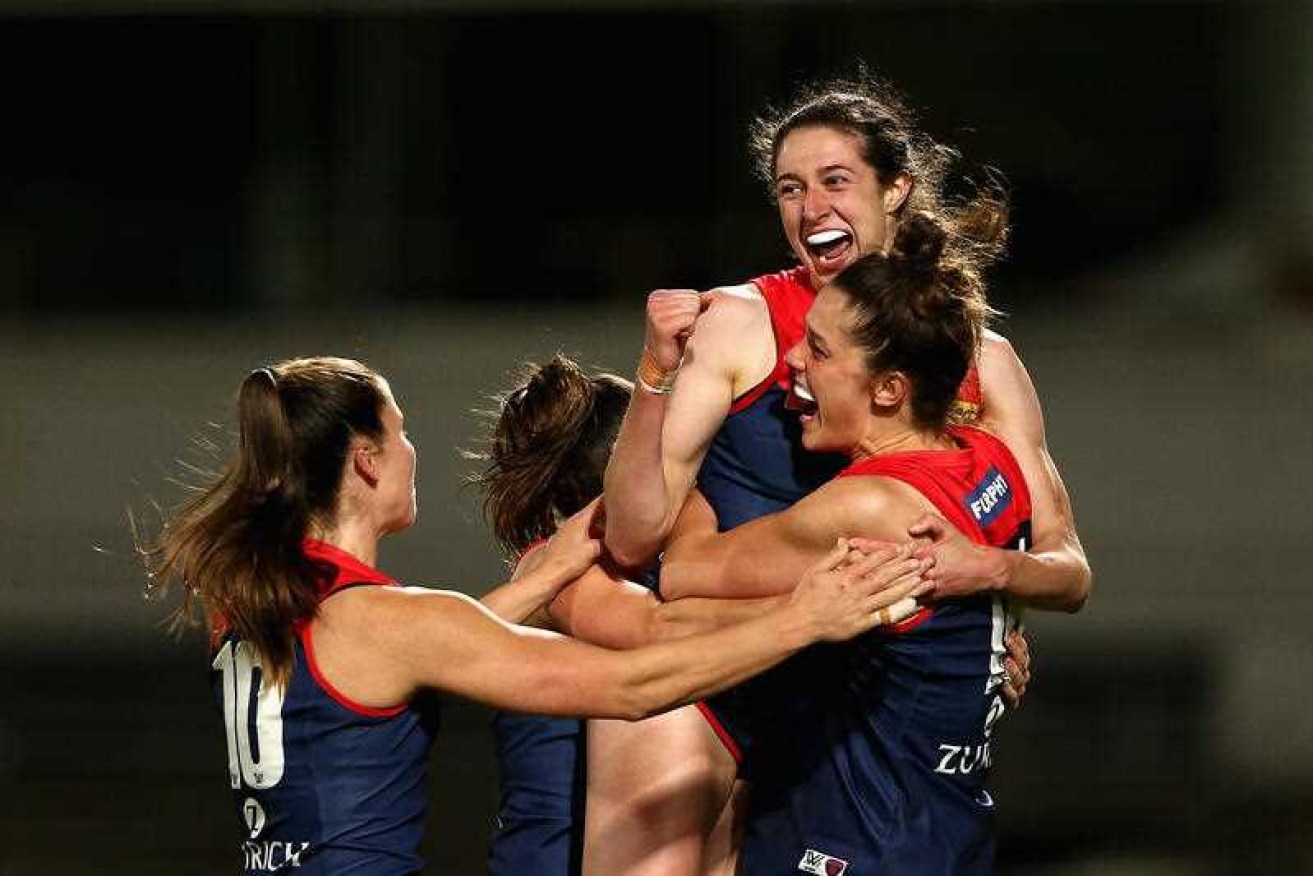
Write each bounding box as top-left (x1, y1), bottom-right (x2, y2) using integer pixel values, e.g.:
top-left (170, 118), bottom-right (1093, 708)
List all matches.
top-left (736, 427), bottom-right (1032, 876)
top-left (210, 540), bottom-right (440, 875)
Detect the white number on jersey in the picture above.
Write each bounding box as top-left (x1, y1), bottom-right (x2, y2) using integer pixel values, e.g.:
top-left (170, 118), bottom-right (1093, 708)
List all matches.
top-left (213, 640), bottom-right (286, 790)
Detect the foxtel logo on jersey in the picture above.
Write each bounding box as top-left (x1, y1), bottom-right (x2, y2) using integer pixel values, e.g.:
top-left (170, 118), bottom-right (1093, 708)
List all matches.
top-left (798, 848), bottom-right (849, 875)
top-left (966, 467), bottom-right (1011, 526)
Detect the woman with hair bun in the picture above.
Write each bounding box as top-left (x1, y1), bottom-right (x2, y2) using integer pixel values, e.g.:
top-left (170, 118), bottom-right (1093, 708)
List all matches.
top-left (475, 355), bottom-right (881, 876)
top-left (657, 213), bottom-right (1035, 875)
top-left (143, 355), bottom-right (929, 875)
top-left (599, 69), bottom-right (1080, 875)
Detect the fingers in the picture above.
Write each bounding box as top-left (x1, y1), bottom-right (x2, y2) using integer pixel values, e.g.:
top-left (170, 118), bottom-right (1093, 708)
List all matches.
top-left (906, 513), bottom-right (947, 541)
top-left (845, 536), bottom-right (902, 555)
top-left (868, 595), bottom-right (924, 626)
top-left (1005, 629), bottom-right (1030, 673)
top-left (839, 546), bottom-right (919, 585)
top-left (815, 538), bottom-right (854, 574)
top-left (1002, 630), bottom-right (1031, 708)
top-left (843, 555), bottom-right (930, 611)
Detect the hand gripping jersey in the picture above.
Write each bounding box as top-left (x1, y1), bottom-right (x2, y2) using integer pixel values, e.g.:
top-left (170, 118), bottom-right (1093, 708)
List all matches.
top-left (738, 426), bottom-right (1032, 876)
top-left (695, 267), bottom-right (985, 763)
top-left (209, 540), bottom-right (439, 875)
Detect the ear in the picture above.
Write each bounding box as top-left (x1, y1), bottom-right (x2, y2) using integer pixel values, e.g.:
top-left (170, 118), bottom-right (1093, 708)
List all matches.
top-left (352, 441), bottom-right (381, 488)
top-left (882, 172), bottom-right (913, 216)
top-left (869, 370), bottom-right (910, 412)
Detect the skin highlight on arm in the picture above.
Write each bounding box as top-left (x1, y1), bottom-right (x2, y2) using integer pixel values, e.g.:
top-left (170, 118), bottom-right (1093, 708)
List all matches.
top-left (955, 331), bottom-right (1091, 612)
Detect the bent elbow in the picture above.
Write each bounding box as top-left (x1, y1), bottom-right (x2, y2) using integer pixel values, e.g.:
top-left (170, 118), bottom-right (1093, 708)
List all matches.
top-left (604, 534), bottom-right (659, 575)
top-left (1063, 564), bottom-right (1093, 613)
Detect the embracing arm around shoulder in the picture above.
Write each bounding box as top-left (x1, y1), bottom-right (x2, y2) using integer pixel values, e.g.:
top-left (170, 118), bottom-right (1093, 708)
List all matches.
top-left (603, 287), bottom-right (773, 570)
top-left (546, 561), bottom-right (789, 649)
top-left (478, 498), bottom-right (603, 626)
top-left (309, 542), bottom-right (922, 722)
top-left (660, 476), bottom-right (922, 600)
top-left (971, 331), bottom-right (1092, 611)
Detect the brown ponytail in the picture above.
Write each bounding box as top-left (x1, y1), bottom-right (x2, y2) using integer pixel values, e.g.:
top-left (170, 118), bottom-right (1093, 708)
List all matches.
top-left (471, 355), bottom-right (632, 556)
top-left (833, 212), bottom-right (993, 431)
top-left (140, 357), bottom-right (387, 687)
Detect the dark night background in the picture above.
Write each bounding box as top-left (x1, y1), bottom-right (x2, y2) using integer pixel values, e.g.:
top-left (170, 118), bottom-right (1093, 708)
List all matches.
top-left (2, 3), bottom-right (1311, 874)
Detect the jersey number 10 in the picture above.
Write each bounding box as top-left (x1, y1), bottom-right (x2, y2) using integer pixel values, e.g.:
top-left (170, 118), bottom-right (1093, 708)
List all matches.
top-left (213, 639), bottom-right (286, 790)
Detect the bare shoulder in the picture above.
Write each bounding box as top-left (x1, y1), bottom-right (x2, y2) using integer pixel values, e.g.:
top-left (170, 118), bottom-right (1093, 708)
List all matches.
top-left (687, 283), bottom-right (774, 392)
top-left (980, 329), bottom-right (1022, 374)
top-left (698, 282), bottom-right (768, 331)
top-left (319, 584), bottom-right (486, 643)
top-left (807, 474), bottom-right (931, 540)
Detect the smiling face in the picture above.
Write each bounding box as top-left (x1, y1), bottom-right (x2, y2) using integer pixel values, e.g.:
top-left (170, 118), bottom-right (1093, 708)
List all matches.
top-left (773, 124), bottom-right (910, 289)
top-left (783, 285), bottom-right (879, 457)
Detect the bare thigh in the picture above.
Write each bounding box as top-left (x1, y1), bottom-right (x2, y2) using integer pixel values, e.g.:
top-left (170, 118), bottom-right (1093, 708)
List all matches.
top-left (582, 705), bottom-right (737, 876)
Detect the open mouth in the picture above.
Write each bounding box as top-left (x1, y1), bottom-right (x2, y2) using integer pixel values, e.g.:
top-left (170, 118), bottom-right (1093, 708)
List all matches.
top-left (785, 378), bottom-right (818, 423)
top-left (805, 229), bottom-right (853, 272)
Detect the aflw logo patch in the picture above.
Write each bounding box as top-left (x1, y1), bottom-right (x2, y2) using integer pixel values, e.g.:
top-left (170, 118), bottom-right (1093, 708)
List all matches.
top-left (966, 467), bottom-right (1012, 526)
top-left (798, 848), bottom-right (849, 875)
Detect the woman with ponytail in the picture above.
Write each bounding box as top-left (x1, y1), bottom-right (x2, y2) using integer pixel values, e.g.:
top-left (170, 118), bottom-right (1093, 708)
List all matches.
top-left (143, 355), bottom-right (930, 876)
top-left (655, 213), bottom-right (1040, 875)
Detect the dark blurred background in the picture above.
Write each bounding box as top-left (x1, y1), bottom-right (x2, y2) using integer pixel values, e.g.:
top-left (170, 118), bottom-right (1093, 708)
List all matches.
top-left (2, 2), bottom-right (1311, 874)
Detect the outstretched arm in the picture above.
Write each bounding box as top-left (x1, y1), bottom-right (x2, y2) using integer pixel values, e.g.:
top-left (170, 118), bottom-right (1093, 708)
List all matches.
top-left (545, 562), bottom-right (788, 649)
top-left (334, 541), bottom-right (929, 721)
top-left (915, 332), bottom-right (1091, 612)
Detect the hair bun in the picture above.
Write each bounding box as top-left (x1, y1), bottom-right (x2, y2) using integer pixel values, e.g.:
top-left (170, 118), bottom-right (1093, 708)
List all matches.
top-left (890, 211), bottom-right (947, 275)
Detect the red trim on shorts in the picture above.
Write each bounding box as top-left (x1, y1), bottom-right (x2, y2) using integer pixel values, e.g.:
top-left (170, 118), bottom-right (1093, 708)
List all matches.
top-left (695, 701), bottom-right (743, 764)
top-left (299, 619), bottom-right (407, 719)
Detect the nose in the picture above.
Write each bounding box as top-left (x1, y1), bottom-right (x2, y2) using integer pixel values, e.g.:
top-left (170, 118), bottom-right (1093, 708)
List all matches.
top-left (802, 187), bottom-right (831, 223)
top-left (784, 338), bottom-right (806, 372)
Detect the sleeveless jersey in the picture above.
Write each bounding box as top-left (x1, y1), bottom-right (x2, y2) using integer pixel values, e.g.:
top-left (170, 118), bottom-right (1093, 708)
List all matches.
top-left (696, 267), bottom-right (985, 762)
top-left (738, 426), bottom-right (1032, 876)
top-left (697, 267), bottom-right (982, 531)
top-left (210, 540), bottom-right (440, 875)
top-left (488, 713), bottom-right (585, 875)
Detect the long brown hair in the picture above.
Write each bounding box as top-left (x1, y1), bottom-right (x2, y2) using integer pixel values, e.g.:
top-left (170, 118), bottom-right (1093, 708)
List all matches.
top-left (471, 355), bottom-right (631, 556)
top-left (140, 356), bottom-right (387, 686)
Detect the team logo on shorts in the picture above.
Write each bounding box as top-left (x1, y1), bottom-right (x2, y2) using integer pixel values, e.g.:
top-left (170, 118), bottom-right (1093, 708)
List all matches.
top-left (798, 847), bottom-right (849, 875)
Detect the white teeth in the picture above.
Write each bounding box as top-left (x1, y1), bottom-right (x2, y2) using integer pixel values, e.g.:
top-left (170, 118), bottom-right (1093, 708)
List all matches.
top-left (792, 381), bottom-right (815, 403)
top-left (806, 229), bottom-right (847, 247)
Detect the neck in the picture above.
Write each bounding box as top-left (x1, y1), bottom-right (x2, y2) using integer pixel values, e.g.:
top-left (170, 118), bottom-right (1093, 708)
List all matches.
top-left (310, 517), bottom-right (380, 568)
top-left (851, 424), bottom-right (952, 461)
